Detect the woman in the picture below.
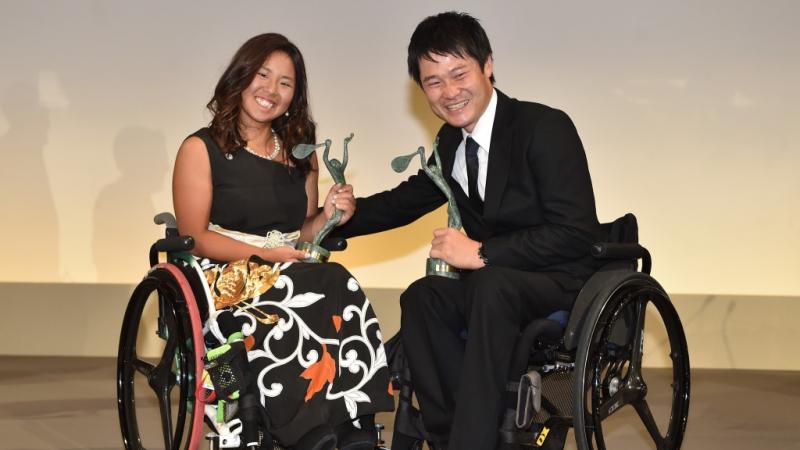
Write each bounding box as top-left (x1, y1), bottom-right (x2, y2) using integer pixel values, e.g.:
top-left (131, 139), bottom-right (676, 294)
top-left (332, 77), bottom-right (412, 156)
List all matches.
top-left (173, 33), bottom-right (393, 450)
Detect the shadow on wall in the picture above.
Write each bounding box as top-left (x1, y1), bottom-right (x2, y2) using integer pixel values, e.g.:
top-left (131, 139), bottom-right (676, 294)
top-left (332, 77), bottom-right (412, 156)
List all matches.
top-left (332, 80), bottom-right (448, 269)
top-left (93, 126), bottom-right (169, 282)
top-left (0, 82), bottom-right (59, 280)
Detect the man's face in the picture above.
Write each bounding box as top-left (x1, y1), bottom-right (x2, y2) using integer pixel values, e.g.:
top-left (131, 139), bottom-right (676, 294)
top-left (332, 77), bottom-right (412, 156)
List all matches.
top-left (418, 52), bottom-right (493, 133)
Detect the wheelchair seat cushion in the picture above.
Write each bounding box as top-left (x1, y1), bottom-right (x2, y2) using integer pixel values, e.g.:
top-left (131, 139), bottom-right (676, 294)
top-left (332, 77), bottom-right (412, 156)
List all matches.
top-left (457, 310), bottom-right (569, 342)
top-left (546, 310), bottom-right (569, 329)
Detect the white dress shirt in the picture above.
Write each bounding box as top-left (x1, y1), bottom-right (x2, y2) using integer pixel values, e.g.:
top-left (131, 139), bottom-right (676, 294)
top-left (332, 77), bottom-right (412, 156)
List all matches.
top-left (451, 89), bottom-right (498, 201)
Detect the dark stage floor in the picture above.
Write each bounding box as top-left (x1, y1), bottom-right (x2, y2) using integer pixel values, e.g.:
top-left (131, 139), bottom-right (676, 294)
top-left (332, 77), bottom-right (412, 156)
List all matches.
top-left (0, 356), bottom-right (798, 449)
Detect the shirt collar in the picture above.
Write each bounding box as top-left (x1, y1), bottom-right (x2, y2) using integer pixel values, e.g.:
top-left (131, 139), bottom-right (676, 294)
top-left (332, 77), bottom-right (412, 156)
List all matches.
top-left (461, 88), bottom-right (497, 151)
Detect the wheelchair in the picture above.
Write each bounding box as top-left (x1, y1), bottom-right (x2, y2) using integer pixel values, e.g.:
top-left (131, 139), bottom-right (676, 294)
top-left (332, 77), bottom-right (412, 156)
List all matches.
top-left (116, 213), bottom-right (388, 450)
top-left (386, 214), bottom-right (690, 450)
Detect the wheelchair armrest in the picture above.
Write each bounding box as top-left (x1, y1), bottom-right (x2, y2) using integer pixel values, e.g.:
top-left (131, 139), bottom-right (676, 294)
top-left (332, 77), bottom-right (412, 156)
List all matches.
top-left (152, 236), bottom-right (195, 253)
top-left (319, 237), bottom-right (348, 252)
top-left (591, 242), bottom-right (651, 274)
top-left (149, 236), bottom-right (195, 266)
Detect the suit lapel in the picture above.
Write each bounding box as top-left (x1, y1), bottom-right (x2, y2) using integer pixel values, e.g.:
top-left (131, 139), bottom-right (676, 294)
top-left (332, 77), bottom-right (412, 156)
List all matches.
top-left (483, 90), bottom-right (514, 230)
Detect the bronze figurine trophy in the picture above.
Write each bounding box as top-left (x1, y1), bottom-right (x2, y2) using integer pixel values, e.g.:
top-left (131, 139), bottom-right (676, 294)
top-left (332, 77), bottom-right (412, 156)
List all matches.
top-left (291, 133), bottom-right (353, 263)
top-left (392, 139), bottom-right (461, 279)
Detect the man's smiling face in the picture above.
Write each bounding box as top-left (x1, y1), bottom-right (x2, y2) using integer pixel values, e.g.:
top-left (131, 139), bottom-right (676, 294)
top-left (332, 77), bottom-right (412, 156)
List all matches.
top-left (418, 52), bottom-right (493, 133)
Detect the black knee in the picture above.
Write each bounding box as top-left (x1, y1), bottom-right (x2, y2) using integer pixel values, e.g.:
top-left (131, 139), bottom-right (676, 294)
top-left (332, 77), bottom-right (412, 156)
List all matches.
top-left (464, 267), bottom-right (513, 317)
top-left (464, 266), bottom-right (506, 292)
top-left (399, 276), bottom-right (434, 314)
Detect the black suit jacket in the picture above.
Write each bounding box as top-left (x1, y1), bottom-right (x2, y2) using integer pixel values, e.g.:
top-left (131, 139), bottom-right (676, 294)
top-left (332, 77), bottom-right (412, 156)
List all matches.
top-left (336, 90), bottom-right (602, 290)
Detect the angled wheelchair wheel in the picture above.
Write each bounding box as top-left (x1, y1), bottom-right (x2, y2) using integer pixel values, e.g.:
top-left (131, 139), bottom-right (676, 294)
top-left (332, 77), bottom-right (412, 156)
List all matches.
top-left (573, 274), bottom-right (690, 450)
top-left (117, 264), bottom-right (205, 450)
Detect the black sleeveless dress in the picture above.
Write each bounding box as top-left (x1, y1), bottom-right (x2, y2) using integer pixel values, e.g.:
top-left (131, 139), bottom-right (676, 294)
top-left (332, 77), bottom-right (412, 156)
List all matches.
top-left (193, 128), bottom-right (393, 446)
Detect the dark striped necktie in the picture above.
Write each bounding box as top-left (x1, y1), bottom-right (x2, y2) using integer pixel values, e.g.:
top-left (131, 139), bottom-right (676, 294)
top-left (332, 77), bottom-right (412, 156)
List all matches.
top-left (465, 136), bottom-right (483, 211)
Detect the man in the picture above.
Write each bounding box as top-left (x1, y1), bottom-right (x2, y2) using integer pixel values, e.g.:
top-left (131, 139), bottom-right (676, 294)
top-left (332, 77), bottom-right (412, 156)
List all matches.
top-left (336, 12), bottom-right (601, 450)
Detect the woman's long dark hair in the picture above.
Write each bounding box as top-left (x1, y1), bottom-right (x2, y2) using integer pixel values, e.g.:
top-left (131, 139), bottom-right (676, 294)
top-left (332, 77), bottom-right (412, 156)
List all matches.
top-left (207, 33), bottom-right (315, 174)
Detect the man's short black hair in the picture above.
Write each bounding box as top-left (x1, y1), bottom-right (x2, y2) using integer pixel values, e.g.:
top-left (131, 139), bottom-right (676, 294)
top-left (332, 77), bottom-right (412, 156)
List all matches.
top-left (407, 11), bottom-right (495, 85)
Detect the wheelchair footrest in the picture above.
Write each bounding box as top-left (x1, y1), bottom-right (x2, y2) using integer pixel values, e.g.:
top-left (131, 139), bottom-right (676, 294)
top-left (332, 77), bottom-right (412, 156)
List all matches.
top-left (206, 428), bottom-right (274, 450)
top-left (206, 431), bottom-right (241, 449)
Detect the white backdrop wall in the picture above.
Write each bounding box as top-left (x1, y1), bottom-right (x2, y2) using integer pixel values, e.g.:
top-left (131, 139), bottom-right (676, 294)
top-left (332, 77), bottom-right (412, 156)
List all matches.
top-left (1, 0), bottom-right (798, 296)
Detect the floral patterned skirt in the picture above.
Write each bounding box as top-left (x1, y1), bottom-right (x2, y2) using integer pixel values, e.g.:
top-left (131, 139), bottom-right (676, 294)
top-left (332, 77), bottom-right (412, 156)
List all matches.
top-left (201, 258), bottom-right (394, 446)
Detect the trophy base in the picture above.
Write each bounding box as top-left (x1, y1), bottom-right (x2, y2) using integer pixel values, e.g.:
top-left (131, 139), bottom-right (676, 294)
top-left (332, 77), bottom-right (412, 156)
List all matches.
top-left (298, 242), bottom-right (330, 263)
top-left (426, 257), bottom-right (460, 279)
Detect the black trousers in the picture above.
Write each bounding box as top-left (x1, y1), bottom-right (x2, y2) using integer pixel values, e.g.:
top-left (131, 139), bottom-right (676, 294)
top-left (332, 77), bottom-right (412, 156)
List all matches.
top-left (400, 266), bottom-right (576, 450)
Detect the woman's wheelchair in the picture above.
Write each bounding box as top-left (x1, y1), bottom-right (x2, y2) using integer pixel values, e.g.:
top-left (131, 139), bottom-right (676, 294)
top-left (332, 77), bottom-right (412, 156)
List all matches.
top-left (385, 214), bottom-right (690, 450)
top-left (116, 213), bottom-right (386, 450)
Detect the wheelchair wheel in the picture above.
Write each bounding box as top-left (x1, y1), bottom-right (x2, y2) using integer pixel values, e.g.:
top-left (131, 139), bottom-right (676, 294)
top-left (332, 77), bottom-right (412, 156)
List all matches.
top-left (573, 274), bottom-right (690, 450)
top-left (117, 264), bottom-right (205, 450)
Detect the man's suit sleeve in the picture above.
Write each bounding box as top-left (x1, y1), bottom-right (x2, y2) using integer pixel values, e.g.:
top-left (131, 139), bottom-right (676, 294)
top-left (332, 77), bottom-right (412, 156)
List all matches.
top-left (481, 109), bottom-right (600, 270)
top-left (333, 166), bottom-right (447, 238)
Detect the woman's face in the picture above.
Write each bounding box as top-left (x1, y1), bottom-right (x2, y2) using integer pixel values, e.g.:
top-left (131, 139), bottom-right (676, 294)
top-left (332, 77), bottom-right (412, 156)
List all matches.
top-left (239, 51), bottom-right (296, 128)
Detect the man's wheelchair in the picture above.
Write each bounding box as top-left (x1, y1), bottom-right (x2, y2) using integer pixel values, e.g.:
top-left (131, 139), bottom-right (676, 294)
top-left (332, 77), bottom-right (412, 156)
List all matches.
top-left (385, 214), bottom-right (690, 450)
top-left (116, 213), bottom-right (387, 450)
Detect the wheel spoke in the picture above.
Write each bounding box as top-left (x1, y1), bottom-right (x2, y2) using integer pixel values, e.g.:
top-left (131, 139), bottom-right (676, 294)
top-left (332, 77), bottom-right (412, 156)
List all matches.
top-left (632, 398), bottom-right (666, 449)
top-left (158, 307), bottom-right (180, 376)
top-left (629, 297), bottom-right (647, 373)
top-left (146, 297), bottom-right (181, 449)
top-left (132, 357), bottom-right (155, 377)
top-left (171, 328), bottom-right (190, 448)
top-left (158, 387), bottom-right (175, 450)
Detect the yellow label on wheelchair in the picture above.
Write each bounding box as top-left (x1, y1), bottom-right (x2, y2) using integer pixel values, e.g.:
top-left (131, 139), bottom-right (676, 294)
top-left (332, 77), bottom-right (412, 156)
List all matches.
top-left (535, 426), bottom-right (550, 446)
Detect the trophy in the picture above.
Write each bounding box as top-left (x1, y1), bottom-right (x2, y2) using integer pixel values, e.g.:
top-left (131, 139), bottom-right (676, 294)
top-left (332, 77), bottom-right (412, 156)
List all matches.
top-left (391, 139), bottom-right (461, 279)
top-left (291, 133), bottom-right (353, 263)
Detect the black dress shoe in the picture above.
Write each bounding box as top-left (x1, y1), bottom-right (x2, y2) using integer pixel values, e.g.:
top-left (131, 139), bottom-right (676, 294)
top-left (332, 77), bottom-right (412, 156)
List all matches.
top-left (294, 425), bottom-right (337, 450)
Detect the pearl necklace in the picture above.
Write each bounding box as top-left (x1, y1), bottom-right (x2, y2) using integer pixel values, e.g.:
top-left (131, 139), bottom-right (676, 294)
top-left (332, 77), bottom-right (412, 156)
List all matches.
top-left (244, 128), bottom-right (281, 160)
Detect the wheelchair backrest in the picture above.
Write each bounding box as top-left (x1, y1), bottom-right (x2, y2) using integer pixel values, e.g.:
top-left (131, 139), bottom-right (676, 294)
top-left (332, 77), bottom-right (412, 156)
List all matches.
top-left (603, 212), bottom-right (638, 245)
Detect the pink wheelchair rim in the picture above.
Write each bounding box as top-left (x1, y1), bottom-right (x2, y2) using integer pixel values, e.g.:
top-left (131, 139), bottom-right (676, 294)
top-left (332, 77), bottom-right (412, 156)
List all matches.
top-left (156, 263), bottom-right (205, 450)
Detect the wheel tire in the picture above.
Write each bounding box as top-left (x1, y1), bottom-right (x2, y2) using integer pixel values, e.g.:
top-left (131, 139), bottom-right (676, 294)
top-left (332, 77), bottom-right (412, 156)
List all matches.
top-left (573, 274), bottom-right (690, 450)
top-left (117, 264), bottom-right (205, 450)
